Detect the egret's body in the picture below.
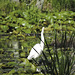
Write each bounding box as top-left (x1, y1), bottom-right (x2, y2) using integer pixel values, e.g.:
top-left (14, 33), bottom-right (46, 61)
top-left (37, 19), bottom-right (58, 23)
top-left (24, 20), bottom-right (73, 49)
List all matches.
top-left (27, 27), bottom-right (44, 60)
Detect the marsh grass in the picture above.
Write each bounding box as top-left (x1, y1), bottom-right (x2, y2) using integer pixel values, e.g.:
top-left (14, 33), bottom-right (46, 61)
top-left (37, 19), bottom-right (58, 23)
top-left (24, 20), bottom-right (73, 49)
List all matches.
top-left (35, 28), bottom-right (75, 75)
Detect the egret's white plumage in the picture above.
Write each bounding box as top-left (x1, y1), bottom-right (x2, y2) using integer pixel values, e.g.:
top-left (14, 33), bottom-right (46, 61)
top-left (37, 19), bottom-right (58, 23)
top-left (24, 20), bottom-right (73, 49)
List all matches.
top-left (27, 27), bottom-right (44, 60)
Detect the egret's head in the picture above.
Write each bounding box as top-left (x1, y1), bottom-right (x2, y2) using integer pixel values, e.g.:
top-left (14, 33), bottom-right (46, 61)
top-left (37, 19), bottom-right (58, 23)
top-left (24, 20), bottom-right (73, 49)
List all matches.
top-left (42, 27), bottom-right (45, 30)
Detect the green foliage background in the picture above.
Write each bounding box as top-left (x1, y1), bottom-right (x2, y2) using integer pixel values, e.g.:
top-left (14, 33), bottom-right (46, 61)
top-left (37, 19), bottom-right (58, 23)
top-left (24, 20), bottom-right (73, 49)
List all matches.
top-left (0, 0), bottom-right (75, 75)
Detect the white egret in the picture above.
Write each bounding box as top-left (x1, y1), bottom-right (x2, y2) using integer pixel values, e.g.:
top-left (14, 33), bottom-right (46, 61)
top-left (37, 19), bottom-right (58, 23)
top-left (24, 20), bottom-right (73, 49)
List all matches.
top-left (27, 27), bottom-right (45, 60)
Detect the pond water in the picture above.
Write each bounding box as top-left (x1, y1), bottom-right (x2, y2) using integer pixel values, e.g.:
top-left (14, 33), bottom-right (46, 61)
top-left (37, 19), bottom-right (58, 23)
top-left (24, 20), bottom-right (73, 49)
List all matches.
top-left (0, 33), bottom-right (74, 74)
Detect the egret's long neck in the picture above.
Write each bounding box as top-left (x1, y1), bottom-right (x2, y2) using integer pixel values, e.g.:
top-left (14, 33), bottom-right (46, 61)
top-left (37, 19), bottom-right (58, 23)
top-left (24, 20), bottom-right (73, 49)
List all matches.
top-left (40, 29), bottom-right (44, 50)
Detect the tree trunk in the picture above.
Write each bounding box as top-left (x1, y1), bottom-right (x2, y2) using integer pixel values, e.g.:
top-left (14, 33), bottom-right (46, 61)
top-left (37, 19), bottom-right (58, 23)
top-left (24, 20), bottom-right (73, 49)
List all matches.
top-left (36, 0), bottom-right (44, 10)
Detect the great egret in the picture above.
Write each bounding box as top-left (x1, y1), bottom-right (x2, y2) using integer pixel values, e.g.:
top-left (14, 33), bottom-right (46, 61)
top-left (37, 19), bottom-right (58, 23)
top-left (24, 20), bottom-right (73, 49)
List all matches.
top-left (27, 27), bottom-right (44, 60)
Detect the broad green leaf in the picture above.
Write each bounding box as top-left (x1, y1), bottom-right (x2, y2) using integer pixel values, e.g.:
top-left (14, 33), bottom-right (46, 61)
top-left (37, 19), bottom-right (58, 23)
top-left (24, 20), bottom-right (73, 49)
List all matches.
top-left (17, 18), bottom-right (24, 23)
top-left (8, 69), bottom-right (15, 75)
top-left (1, 25), bottom-right (9, 32)
top-left (22, 29), bottom-right (31, 33)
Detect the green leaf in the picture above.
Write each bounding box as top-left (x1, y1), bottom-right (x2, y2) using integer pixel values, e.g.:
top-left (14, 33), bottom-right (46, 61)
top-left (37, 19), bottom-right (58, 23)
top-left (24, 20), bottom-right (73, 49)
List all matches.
top-left (2, 21), bottom-right (7, 24)
top-left (23, 29), bottom-right (31, 33)
top-left (20, 52), bottom-right (26, 57)
top-left (8, 69), bottom-right (15, 75)
top-left (17, 18), bottom-right (24, 23)
top-left (21, 21), bottom-right (29, 26)
top-left (31, 64), bottom-right (36, 73)
top-left (6, 62), bottom-right (17, 66)
top-left (23, 12), bottom-right (28, 19)
top-left (1, 25), bottom-right (9, 32)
